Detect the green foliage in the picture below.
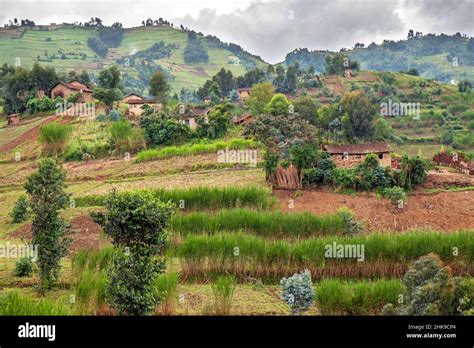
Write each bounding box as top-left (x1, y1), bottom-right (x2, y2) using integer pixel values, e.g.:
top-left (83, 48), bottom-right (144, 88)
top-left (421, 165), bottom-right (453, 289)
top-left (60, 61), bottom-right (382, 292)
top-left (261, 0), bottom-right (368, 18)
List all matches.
top-left (382, 186), bottom-right (407, 207)
top-left (75, 186), bottom-right (274, 211)
top-left (170, 208), bottom-right (349, 237)
top-left (24, 158), bottom-right (71, 290)
top-left (91, 190), bottom-right (175, 315)
top-left (26, 96), bottom-right (61, 114)
top-left (184, 31), bottom-right (209, 64)
top-left (195, 104), bottom-right (231, 139)
top-left (248, 82), bottom-right (275, 115)
top-left (149, 71), bottom-right (169, 103)
top-left (38, 122), bottom-right (72, 157)
top-left (10, 195), bottom-right (30, 223)
top-left (98, 65), bottom-right (122, 89)
top-left (0, 291), bottom-right (74, 315)
top-left (382, 254), bottom-right (472, 315)
top-left (211, 275), bottom-right (236, 315)
top-left (292, 96), bottom-right (319, 125)
top-left (339, 91), bottom-right (375, 141)
top-left (281, 269), bottom-right (314, 313)
top-left (87, 37), bottom-right (108, 57)
top-left (14, 257), bottom-right (33, 277)
top-left (394, 155), bottom-right (428, 190)
top-left (92, 87), bottom-right (123, 107)
top-left (153, 272), bottom-right (180, 314)
top-left (139, 112), bottom-right (191, 146)
top-left (264, 93), bottom-right (290, 116)
top-left (316, 278), bottom-right (405, 315)
top-left (325, 53), bottom-right (359, 75)
top-left (136, 138), bottom-right (258, 162)
top-left (109, 119), bottom-right (142, 154)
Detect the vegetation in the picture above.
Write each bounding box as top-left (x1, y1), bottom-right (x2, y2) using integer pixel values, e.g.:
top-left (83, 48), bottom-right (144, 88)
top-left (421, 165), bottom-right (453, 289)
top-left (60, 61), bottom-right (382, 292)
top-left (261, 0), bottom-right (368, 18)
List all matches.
top-left (91, 190), bottom-right (175, 315)
top-left (211, 275), bottom-right (236, 315)
top-left (0, 291), bottom-right (73, 315)
top-left (280, 269), bottom-right (314, 313)
top-left (10, 195), bottom-right (30, 223)
top-left (14, 257), bottom-right (34, 277)
top-left (24, 158), bottom-right (71, 291)
top-left (38, 122), bottom-right (72, 157)
top-left (153, 272), bottom-right (180, 315)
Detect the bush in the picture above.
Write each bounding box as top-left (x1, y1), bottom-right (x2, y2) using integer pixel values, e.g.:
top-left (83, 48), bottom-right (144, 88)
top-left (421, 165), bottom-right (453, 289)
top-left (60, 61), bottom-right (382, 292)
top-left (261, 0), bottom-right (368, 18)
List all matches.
top-left (10, 195), bottom-right (30, 223)
top-left (38, 122), bottom-right (72, 157)
top-left (91, 190), bottom-right (175, 315)
top-left (211, 276), bottom-right (236, 315)
top-left (382, 186), bottom-right (407, 208)
top-left (14, 257), bottom-right (33, 277)
top-left (108, 109), bottom-right (121, 122)
top-left (281, 269), bottom-right (314, 313)
top-left (382, 253), bottom-right (472, 315)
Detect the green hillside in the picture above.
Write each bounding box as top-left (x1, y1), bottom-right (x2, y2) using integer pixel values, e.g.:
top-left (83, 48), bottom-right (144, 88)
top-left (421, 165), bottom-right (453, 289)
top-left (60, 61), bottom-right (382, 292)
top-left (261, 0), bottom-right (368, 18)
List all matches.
top-left (284, 34), bottom-right (474, 83)
top-left (0, 25), bottom-right (267, 94)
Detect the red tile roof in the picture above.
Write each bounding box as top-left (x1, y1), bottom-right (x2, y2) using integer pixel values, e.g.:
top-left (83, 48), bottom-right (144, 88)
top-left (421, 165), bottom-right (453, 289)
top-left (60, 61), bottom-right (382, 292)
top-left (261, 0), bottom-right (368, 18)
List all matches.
top-left (51, 81), bottom-right (92, 93)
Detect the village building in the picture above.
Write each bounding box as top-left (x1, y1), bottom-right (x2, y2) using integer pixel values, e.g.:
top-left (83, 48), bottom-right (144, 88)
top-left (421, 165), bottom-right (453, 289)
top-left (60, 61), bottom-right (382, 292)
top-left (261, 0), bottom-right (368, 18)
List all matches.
top-left (324, 143), bottom-right (392, 168)
top-left (237, 88), bottom-right (252, 101)
top-left (179, 107), bottom-right (210, 130)
top-left (232, 114), bottom-right (254, 126)
top-left (50, 81), bottom-right (93, 102)
top-left (7, 113), bottom-right (21, 127)
top-left (124, 96), bottom-right (161, 118)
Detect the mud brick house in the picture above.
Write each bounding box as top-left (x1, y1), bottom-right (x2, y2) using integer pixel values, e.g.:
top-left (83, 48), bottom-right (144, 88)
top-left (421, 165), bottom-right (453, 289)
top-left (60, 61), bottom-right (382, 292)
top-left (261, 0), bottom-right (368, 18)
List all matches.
top-left (50, 81), bottom-right (93, 102)
top-left (124, 95), bottom-right (162, 118)
top-left (179, 107), bottom-right (210, 130)
top-left (232, 114), bottom-right (254, 126)
top-left (7, 113), bottom-right (21, 127)
top-left (237, 88), bottom-right (252, 101)
top-left (324, 143), bottom-right (392, 168)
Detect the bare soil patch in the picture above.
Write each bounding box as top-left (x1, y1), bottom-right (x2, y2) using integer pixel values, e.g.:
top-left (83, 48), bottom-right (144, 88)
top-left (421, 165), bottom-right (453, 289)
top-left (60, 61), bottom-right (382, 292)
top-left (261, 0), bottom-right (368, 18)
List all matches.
top-left (275, 188), bottom-right (474, 232)
top-left (11, 215), bottom-right (105, 252)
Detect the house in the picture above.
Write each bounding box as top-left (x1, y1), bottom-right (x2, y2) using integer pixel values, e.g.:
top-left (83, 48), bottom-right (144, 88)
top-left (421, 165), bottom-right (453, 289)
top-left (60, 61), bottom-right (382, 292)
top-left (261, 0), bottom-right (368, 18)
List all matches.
top-left (179, 107), bottom-right (210, 130)
top-left (50, 81), bottom-right (93, 102)
top-left (324, 143), bottom-right (392, 168)
top-left (124, 97), bottom-right (161, 118)
top-left (7, 113), bottom-right (21, 127)
top-left (237, 88), bottom-right (252, 101)
top-left (232, 114), bottom-right (254, 126)
top-left (123, 93), bottom-right (144, 103)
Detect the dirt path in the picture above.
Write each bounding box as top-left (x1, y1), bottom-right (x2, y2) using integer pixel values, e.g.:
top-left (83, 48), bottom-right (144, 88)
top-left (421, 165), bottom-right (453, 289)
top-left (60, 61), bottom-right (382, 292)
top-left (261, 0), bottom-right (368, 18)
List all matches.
top-left (275, 189), bottom-right (474, 232)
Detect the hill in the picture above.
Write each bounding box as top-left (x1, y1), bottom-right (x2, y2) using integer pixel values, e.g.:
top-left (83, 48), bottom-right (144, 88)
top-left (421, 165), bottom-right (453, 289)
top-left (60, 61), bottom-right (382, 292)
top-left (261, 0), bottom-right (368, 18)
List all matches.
top-left (284, 33), bottom-right (474, 83)
top-left (0, 24), bottom-right (268, 95)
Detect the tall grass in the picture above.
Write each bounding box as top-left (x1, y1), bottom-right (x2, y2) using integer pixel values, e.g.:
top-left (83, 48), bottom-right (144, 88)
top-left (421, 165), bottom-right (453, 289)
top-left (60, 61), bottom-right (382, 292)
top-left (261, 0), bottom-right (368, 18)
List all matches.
top-left (211, 276), bottom-right (236, 315)
top-left (0, 291), bottom-right (74, 315)
top-left (170, 209), bottom-right (346, 237)
top-left (75, 186), bottom-right (274, 211)
top-left (38, 121), bottom-right (72, 156)
top-left (135, 138), bottom-right (259, 162)
top-left (177, 230), bottom-right (474, 280)
top-left (315, 278), bottom-right (405, 315)
top-left (71, 248), bottom-right (113, 315)
top-left (153, 272), bottom-right (180, 315)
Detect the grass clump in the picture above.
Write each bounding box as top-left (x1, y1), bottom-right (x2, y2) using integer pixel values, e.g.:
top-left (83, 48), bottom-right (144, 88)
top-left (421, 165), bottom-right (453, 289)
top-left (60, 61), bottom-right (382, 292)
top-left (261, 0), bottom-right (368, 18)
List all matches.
top-left (75, 186), bottom-right (274, 211)
top-left (316, 278), bottom-right (405, 315)
top-left (211, 275), bottom-right (236, 315)
top-left (0, 291), bottom-right (74, 315)
top-left (170, 208), bottom-right (347, 237)
top-left (135, 138), bottom-right (259, 162)
top-left (153, 272), bottom-right (180, 315)
top-left (38, 121), bottom-right (72, 156)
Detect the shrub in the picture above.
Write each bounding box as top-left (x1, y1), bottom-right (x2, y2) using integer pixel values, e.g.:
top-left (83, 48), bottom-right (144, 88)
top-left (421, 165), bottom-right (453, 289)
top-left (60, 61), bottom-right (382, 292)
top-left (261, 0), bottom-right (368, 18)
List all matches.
top-left (14, 257), bottom-right (33, 277)
top-left (109, 119), bottom-right (140, 154)
top-left (38, 122), bottom-right (72, 156)
top-left (211, 275), bottom-right (236, 315)
top-left (382, 186), bottom-right (407, 208)
top-left (281, 269), bottom-right (314, 313)
top-left (10, 195), bottom-right (30, 223)
top-left (0, 291), bottom-right (73, 315)
top-left (91, 190), bottom-right (175, 315)
top-left (108, 109), bottom-right (121, 122)
top-left (25, 158), bottom-right (71, 290)
top-left (382, 253), bottom-right (472, 315)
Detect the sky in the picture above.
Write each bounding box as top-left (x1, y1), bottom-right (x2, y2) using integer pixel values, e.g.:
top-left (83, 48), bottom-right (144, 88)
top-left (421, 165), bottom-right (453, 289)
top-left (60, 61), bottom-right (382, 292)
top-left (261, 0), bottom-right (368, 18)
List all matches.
top-left (0, 0), bottom-right (473, 63)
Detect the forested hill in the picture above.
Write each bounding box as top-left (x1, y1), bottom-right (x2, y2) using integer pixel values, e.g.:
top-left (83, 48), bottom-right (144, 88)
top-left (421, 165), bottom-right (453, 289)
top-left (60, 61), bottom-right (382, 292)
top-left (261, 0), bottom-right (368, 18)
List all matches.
top-left (284, 33), bottom-right (474, 83)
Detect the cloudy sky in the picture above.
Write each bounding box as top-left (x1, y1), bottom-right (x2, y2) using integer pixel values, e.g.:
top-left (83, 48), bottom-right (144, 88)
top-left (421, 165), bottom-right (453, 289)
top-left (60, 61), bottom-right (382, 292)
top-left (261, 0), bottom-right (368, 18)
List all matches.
top-left (0, 0), bottom-right (472, 63)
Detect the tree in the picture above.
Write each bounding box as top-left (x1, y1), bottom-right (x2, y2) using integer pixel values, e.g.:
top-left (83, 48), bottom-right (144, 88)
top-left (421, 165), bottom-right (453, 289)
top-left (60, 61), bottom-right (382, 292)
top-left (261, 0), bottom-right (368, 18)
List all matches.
top-left (24, 159), bottom-right (71, 291)
top-left (325, 53), bottom-right (359, 75)
top-left (91, 191), bottom-right (175, 315)
top-left (373, 117), bottom-right (393, 141)
top-left (458, 80), bottom-right (472, 93)
top-left (98, 65), bottom-right (122, 89)
top-left (212, 68), bottom-right (235, 97)
top-left (284, 65), bottom-right (297, 94)
top-left (78, 70), bottom-right (91, 86)
top-left (184, 31), bottom-right (208, 63)
top-left (92, 87), bottom-right (123, 108)
top-left (293, 96), bottom-right (319, 125)
top-left (149, 71), bottom-right (169, 103)
top-left (248, 82), bottom-right (275, 114)
top-left (339, 91), bottom-right (375, 141)
top-left (265, 93), bottom-right (290, 116)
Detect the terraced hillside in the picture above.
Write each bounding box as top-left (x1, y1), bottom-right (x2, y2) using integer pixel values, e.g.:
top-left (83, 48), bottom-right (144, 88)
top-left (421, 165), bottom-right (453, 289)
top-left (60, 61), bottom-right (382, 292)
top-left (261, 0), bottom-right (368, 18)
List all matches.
top-left (0, 25), bottom-right (267, 94)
